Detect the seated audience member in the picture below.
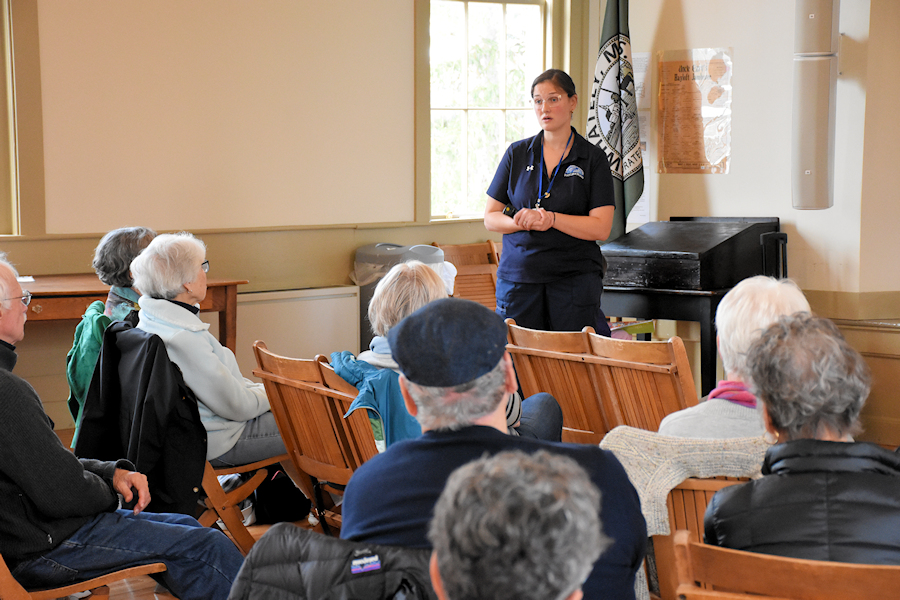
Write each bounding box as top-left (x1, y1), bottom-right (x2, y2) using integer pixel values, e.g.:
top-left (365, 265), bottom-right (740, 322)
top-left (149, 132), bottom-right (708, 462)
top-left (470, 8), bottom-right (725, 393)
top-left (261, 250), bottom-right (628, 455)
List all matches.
top-left (0, 253), bottom-right (242, 600)
top-left (659, 276), bottom-right (810, 439)
top-left (341, 298), bottom-right (646, 599)
top-left (428, 450), bottom-right (610, 600)
top-left (704, 313), bottom-right (900, 563)
top-left (356, 260), bottom-right (447, 370)
top-left (93, 226), bottom-right (157, 323)
top-left (66, 226), bottom-right (157, 438)
top-left (336, 260), bottom-right (561, 446)
top-left (332, 260), bottom-right (447, 449)
top-left (130, 232), bottom-right (286, 466)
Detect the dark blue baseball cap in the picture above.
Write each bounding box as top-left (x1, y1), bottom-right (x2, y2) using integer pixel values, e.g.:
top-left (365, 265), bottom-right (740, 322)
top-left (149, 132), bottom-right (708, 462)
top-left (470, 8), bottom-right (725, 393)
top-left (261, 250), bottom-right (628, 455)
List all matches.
top-left (388, 298), bottom-right (507, 387)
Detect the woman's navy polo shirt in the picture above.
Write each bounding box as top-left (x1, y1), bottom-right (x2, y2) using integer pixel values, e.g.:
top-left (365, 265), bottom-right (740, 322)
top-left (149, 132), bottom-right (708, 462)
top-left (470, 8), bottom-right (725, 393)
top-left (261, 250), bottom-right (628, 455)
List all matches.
top-left (487, 127), bottom-right (615, 284)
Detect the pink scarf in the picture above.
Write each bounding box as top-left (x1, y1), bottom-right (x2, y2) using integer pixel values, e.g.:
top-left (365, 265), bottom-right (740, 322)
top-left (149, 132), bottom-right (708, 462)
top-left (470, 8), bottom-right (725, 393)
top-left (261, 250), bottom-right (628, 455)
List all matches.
top-left (708, 380), bottom-right (756, 409)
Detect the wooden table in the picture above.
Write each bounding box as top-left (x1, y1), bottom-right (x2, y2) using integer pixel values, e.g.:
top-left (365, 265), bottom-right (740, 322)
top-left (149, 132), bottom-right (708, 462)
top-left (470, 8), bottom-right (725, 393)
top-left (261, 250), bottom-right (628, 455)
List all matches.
top-left (26, 274), bottom-right (249, 352)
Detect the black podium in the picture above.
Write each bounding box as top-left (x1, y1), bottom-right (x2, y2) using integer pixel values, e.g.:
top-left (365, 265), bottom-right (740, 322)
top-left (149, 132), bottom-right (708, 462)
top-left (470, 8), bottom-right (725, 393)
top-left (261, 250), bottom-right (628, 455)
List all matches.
top-left (601, 217), bottom-right (784, 396)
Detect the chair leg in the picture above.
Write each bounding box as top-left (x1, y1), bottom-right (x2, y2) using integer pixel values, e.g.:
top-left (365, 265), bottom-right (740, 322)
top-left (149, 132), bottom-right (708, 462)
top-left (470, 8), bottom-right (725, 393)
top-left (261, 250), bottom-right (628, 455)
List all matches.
top-left (199, 462), bottom-right (258, 555)
top-left (279, 460), bottom-right (317, 503)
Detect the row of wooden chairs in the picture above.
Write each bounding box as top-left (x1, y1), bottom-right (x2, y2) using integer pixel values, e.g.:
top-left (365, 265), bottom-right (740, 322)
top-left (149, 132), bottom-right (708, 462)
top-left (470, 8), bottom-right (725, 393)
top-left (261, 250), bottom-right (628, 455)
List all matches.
top-left (252, 341), bottom-right (379, 534)
top-left (506, 319), bottom-right (699, 445)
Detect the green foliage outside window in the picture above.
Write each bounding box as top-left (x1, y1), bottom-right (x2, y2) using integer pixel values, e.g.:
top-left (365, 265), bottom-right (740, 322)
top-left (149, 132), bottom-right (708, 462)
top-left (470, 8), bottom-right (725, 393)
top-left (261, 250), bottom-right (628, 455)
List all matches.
top-left (430, 0), bottom-right (542, 219)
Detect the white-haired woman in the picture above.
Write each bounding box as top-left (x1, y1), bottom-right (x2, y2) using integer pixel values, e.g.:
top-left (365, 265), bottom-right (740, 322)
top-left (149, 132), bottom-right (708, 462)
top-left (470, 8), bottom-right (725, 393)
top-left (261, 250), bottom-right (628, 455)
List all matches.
top-left (658, 276), bottom-right (810, 439)
top-left (358, 260), bottom-right (449, 369)
top-left (332, 261), bottom-right (449, 449)
top-left (130, 232), bottom-right (285, 466)
top-left (704, 313), bottom-right (900, 563)
top-left (336, 260), bottom-right (562, 445)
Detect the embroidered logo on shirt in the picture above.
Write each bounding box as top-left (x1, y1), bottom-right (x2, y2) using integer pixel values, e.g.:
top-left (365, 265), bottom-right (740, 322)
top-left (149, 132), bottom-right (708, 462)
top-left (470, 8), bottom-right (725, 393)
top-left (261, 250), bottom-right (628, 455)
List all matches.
top-left (351, 553), bottom-right (382, 574)
top-left (564, 165), bottom-right (585, 179)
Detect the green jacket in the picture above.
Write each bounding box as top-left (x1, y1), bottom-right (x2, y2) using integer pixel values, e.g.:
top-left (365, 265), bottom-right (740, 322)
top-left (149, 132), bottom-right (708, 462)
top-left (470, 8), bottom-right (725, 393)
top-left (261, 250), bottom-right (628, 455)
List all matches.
top-left (66, 301), bottom-right (111, 445)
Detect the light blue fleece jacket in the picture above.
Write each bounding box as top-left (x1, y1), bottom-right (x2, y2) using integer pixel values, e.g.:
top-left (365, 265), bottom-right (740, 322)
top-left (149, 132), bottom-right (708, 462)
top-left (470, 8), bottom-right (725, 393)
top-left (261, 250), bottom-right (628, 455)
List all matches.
top-left (137, 296), bottom-right (270, 460)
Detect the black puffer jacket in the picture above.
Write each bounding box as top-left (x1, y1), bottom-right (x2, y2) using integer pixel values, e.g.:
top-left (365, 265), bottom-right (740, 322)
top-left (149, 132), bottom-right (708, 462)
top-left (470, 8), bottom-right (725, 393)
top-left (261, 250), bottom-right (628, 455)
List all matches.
top-left (704, 439), bottom-right (900, 564)
top-left (227, 523), bottom-right (436, 600)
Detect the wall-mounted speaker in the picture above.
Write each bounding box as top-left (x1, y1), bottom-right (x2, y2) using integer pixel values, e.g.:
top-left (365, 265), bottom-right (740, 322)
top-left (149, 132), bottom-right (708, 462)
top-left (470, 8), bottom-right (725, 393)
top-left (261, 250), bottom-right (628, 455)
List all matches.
top-left (794, 0), bottom-right (840, 54)
top-left (792, 0), bottom-right (839, 210)
top-left (792, 56), bottom-right (837, 209)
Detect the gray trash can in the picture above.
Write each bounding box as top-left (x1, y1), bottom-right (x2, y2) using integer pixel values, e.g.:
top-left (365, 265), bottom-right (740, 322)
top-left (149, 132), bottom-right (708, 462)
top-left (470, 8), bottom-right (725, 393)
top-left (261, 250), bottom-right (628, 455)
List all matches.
top-left (352, 243), bottom-right (444, 351)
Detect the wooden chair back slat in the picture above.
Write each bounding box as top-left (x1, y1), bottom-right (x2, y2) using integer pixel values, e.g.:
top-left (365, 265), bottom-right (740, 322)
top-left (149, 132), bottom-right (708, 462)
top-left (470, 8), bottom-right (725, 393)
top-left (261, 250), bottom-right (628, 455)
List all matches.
top-left (674, 530), bottom-right (900, 600)
top-left (676, 591), bottom-right (794, 600)
top-left (505, 319), bottom-right (609, 444)
top-left (316, 357), bottom-right (380, 467)
top-left (434, 241), bottom-right (497, 266)
top-left (252, 342), bottom-right (377, 490)
top-left (650, 477), bottom-right (749, 600)
top-left (451, 263), bottom-right (498, 310)
top-left (588, 331), bottom-right (699, 432)
top-left (488, 239), bottom-right (502, 265)
top-left (506, 319), bottom-right (593, 353)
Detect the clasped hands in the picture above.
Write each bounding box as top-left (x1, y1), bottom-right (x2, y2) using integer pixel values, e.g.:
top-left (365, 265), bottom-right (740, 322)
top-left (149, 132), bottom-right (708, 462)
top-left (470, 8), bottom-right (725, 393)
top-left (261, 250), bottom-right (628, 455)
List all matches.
top-left (513, 207), bottom-right (554, 232)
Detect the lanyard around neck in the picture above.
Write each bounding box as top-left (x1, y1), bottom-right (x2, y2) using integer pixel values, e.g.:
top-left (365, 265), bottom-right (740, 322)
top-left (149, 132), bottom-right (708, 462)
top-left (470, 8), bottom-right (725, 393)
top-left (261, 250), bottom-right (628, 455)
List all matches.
top-left (536, 129), bottom-right (574, 209)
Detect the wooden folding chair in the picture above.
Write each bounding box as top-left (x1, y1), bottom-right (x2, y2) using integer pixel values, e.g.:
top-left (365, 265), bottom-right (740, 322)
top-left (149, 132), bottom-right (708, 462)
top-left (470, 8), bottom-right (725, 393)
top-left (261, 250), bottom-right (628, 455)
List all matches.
top-left (450, 263), bottom-right (498, 309)
top-left (0, 551), bottom-right (166, 600)
top-left (196, 453), bottom-right (290, 555)
top-left (433, 241), bottom-right (498, 266)
top-left (653, 477), bottom-right (748, 600)
top-left (252, 342), bottom-right (378, 535)
top-left (505, 319), bottom-right (610, 445)
top-left (586, 332), bottom-right (699, 431)
top-left (674, 530), bottom-right (900, 600)
top-left (434, 242), bottom-right (501, 309)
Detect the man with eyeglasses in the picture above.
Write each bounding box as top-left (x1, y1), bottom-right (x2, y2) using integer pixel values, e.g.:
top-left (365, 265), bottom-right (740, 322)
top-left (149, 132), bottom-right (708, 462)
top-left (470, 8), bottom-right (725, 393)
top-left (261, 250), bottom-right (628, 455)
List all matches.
top-left (0, 253), bottom-right (243, 600)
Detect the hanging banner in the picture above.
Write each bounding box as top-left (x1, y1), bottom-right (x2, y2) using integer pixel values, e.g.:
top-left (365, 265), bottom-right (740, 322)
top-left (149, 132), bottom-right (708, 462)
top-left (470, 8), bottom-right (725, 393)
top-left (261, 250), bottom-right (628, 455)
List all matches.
top-left (586, 0), bottom-right (643, 242)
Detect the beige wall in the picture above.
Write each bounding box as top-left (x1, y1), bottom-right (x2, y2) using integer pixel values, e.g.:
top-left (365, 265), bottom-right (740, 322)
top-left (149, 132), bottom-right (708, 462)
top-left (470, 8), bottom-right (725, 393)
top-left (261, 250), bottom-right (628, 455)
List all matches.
top-left (620, 0), bottom-right (899, 313)
top-left (5, 1), bottom-right (900, 427)
top-left (10, 1), bottom-right (897, 304)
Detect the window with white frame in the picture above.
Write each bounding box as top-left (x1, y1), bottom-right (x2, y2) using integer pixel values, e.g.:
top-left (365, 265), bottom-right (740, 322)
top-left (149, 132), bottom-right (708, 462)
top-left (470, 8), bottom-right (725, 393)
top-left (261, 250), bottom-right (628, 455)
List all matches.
top-left (429, 0), bottom-right (543, 220)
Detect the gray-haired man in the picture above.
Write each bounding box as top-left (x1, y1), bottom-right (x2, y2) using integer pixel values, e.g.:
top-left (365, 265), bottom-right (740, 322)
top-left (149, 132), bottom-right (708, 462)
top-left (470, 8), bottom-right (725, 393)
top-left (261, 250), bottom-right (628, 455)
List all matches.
top-left (341, 297), bottom-right (646, 599)
top-left (429, 449), bottom-right (610, 600)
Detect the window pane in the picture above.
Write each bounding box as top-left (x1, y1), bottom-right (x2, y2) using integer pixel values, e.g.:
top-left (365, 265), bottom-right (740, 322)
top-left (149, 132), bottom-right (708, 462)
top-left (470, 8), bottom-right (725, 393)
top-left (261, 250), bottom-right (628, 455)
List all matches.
top-left (467, 3), bottom-right (503, 108)
top-left (506, 109), bottom-right (534, 145)
top-left (430, 1), bottom-right (543, 220)
top-left (431, 1), bottom-right (465, 109)
top-left (505, 4), bottom-right (542, 108)
top-left (468, 109), bottom-right (504, 216)
top-left (431, 110), bottom-right (465, 217)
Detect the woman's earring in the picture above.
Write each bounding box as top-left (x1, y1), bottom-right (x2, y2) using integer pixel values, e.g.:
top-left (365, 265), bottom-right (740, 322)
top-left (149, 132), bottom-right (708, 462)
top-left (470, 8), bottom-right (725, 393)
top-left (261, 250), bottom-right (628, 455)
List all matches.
top-left (764, 430), bottom-right (780, 445)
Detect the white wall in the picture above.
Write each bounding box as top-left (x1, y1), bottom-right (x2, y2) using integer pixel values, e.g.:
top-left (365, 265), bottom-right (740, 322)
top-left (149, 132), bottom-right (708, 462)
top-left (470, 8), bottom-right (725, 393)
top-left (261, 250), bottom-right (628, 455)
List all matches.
top-left (599, 0), bottom-right (896, 296)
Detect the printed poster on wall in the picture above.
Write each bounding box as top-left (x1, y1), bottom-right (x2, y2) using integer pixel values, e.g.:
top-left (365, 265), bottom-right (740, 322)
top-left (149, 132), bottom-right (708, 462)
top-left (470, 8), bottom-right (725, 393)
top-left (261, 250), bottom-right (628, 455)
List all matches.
top-left (657, 48), bottom-right (732, 174)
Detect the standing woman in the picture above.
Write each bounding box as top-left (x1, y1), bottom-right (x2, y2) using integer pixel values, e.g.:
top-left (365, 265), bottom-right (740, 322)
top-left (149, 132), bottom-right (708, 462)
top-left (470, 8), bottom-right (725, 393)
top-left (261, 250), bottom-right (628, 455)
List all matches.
top-left (485, 69), bottom-right (615, 335)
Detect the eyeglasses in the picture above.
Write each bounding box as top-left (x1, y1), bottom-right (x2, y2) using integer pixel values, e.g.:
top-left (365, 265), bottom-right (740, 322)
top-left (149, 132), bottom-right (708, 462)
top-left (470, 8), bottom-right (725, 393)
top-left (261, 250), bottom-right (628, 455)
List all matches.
top-left (201, 260), bottom-right (210, 273)
top-left (532, 94), bottom-right (564, 109)
top-left (2, 290), bottom-right (31, 306)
